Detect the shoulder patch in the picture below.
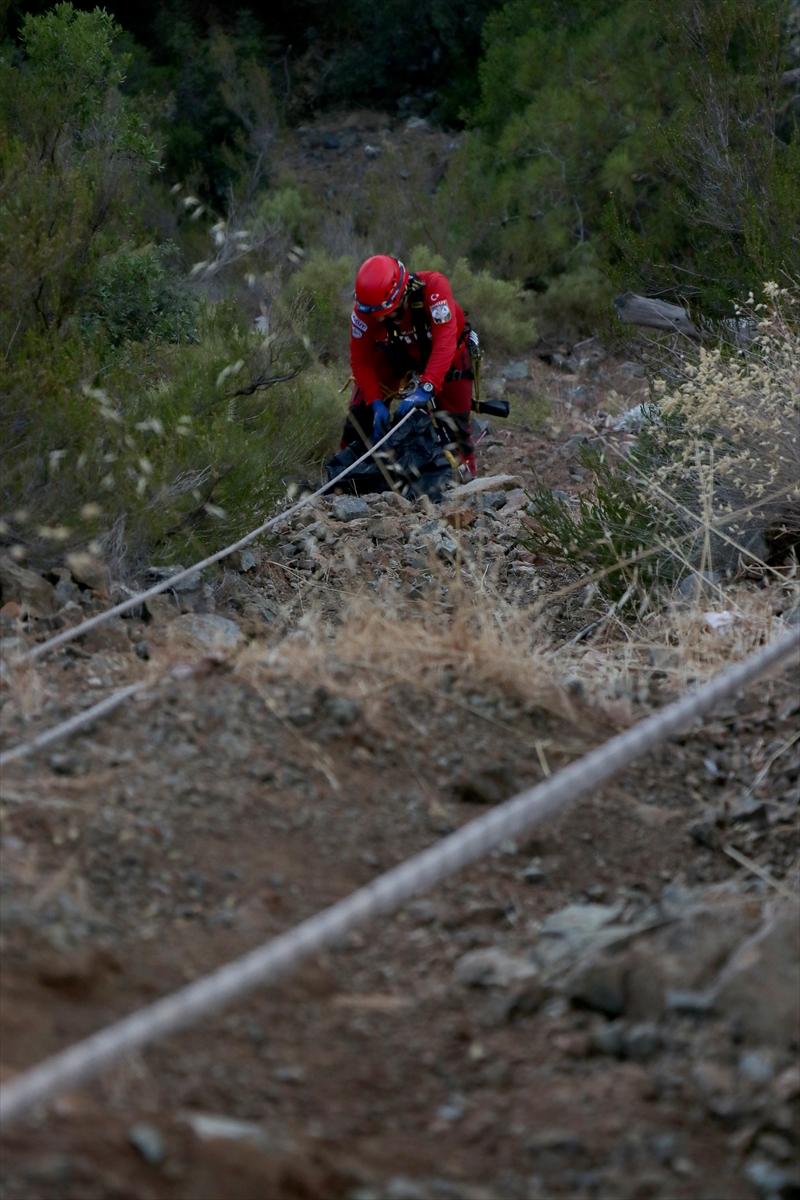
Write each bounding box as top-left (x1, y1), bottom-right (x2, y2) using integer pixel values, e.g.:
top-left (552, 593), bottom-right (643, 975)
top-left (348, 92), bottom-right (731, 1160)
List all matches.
top-left (351, 312), bottom-right (368, 332)
top-left (430, 301), bottom-right (452, 325)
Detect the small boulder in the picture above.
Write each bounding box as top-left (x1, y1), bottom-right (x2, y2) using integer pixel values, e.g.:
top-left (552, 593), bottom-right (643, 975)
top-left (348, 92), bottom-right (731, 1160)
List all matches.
top-left (0, 556), bottom-right (58, 618)
top-left (332, 496), bottom-right (369, 522)
top-left (66, 553), bottom-right (109, 593)
top-left (172, 613), bottom-right (243, 652)
top-left (451, 474), bottom-right (522, 499)
top-left (127, 1124), bottom-right (165, 1166)
top-left (501, 361), bottom-right (529, 380)
top-left (145, 564), bottom-right (201, 593)
top-left (713, 904), bottom-right (800, 1047)
top-left (455, 948), bottom-right (537, 989)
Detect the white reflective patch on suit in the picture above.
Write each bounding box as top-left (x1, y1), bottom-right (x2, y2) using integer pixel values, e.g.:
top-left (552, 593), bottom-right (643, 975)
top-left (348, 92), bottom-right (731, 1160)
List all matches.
top-left (351, 313), bottom-right (368, 332)
top-left (351, 327), bottom-right (363, 338)
top-left (431, 302), bottom-right (452, 324)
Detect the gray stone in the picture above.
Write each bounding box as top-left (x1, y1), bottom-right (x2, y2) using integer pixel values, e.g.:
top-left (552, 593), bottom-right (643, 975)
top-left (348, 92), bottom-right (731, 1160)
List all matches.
top-left (501, 361), bottom-right (529, 380)
top-left (127, 1124), bottom-right (165, 1165)
top-left (172, 613), bottom-right (243, 651)
top-left (526, 1128), bottom-right (584, 1157)
top-left (687, 811), bottom-right (721, 849)
top-left (229, 549), bottom-right (257, 572)
top-left (568, 894), bottom-right (763, 1020)
top-left (650, 1132), bottom-right (676, 1166)
top-left (522, 861), bottom-right (547, 884)
top-left (66, 552), bottom-right (109, 592)
top-left (386, 1180), bottom-right (427, 1200)
top-left (451, 474), bottom-right (521, 499)
top-left (728, 795), bottom-right (767, 824)
top-left (0, 556), bottom-right (58, 618)
top-left (713, 904), bottom-right (800, 1047)
top-left (590, 1020), bottom-right (625, 1057)
top-left (323, 695), bottom-right (362, 725)
top-left (677, 570), bottom-right (721, 602)
top-left (54, 576), bottom-right (80, 607)
top-left (481, 491), bottom-right (507, 511)
top-left (664, 989), bottom-right (714, 1014)
top-left (146, 564), bottom-right (201, 592)
top-left (535, 902), bottom-right (626, 972)
top-left (738, 1051), bottom-right (776, 1085)
top-left (623, 1022), bottom-right (662, 1061)
top-left (569, 956), bottom-right (626, 1016)
top-left (455, 948), bottom-right (538, 988)
top-left (183, 1112), bottom-right (272, 1152)
top-left (332, 496), bottom-right (369, 522)
top-left (745, 1157), bottom-right (799, 1197)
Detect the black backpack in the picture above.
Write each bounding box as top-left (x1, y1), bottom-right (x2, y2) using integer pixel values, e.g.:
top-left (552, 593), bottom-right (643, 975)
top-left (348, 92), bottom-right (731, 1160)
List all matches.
top-left (324, 410), bottom-right (453, 501)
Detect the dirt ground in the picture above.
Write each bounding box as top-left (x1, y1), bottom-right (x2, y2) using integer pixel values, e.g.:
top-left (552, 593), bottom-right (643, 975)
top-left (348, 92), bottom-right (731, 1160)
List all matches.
top-left (1, 324), bottom-right (799, 1199)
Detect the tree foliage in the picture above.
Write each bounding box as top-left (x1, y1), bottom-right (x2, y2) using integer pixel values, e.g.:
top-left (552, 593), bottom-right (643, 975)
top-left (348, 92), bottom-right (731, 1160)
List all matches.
top-left (438, 0), bottom-right (799, 317)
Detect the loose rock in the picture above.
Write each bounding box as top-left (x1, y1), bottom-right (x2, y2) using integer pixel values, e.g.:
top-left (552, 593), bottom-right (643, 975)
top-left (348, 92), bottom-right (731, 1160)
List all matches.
top-left (332, 496), bottom-right (369, 522)
top-left (0, 556), bottom-right (58, 618)
top-left (172, 613), bottom-right (243, 651)
top-left (127, 1124), bottom-right (165, 1166)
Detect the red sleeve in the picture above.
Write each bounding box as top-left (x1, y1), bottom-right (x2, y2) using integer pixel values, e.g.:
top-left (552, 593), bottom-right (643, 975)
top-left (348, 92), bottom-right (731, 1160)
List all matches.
top-left (349, 309), bottom-right (383, 404)
top-left (419, 272), bottom-right (459, 393)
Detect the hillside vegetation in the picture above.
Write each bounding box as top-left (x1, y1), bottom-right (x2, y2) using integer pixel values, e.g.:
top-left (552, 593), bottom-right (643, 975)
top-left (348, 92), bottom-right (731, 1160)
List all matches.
top-left (0, 0), bottom-right (798, 579)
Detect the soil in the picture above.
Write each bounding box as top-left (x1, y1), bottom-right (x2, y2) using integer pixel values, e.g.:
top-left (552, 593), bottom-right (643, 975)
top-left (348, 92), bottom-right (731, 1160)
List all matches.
top-left (1, 302), bottom-right (799, 1198)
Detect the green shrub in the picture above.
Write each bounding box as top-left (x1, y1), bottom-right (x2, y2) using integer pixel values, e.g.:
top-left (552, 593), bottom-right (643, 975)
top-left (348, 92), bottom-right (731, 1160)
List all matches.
top-left (0, 302), bottom-right (342, 568)
top-left (277, 252), bottom-right (356, 363)
top-left (522, 285), bottom-right (800, 602)
top-left (523, 426), bottom-right (688, 606)
top-left (437, 0), bottom-right (798, 320)
top-left (0, 4), bottom-right (156, 345)
top-left (81, 244), bottom-right (198, 346)
top-left (257, 187), bottom-right (316, 245)
top-left (533, 260), bottom-right (614, 339)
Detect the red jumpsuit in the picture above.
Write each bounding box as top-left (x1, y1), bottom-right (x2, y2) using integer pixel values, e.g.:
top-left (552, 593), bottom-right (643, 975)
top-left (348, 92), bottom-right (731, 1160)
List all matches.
top-left (345, 270), bottom-right (474, 465)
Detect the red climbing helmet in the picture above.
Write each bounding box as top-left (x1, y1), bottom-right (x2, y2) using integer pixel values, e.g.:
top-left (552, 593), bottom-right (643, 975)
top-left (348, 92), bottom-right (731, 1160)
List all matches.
top-left (354, 255), bottom-right (408, 315)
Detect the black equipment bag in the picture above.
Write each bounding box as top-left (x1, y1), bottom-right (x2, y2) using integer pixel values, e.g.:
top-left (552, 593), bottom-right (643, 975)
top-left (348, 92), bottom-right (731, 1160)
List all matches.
top-left (325, 410), bottom-right (452, 501)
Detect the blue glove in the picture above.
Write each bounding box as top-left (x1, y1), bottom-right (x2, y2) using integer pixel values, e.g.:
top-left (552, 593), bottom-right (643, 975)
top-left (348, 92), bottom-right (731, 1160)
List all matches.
top-left (396, 382), bottom-right (434, 419)
top-left (371, 398), bottom-right (390, 438)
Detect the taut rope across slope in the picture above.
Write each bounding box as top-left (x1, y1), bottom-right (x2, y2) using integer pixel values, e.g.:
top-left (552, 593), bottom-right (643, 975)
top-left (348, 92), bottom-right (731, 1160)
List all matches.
top-left (1, 624), bottom-right (796, 1128)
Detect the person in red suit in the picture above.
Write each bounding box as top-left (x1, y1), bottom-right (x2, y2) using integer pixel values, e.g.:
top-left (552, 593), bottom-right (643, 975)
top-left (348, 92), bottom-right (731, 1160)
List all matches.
top-left (343, 254), bottom-right (475, 476)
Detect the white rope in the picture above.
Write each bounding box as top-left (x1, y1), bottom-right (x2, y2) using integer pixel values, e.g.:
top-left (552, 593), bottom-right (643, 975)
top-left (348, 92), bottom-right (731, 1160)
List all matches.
top-left (18, 412), bottom-right (416, 665)
top-left (0, 682), bottom-right (146, 768)
top-left (1, 624), bottom-right (796, 1128)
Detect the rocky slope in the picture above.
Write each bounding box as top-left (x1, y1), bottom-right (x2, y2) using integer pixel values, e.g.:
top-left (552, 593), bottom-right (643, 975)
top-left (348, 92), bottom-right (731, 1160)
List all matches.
top-left (0, 353), bottom-right (798, 1200)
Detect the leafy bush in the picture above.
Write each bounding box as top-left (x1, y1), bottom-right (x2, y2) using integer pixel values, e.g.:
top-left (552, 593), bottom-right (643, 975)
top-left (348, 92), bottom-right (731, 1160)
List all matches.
top-left (0, 4), bottom-right (157, 345)
top-left (277, 252), bottom-right (355, 363)
top-left (523, 284), bottom-right (800, 603)
top-left (0, 303), bottom-right (342, 567)
top-left (524, 426), bottom-right (688, 605)
top-left (81, 244), bottom-right (197, 346)
top-left (408, 246), bottom-right (537, 356)
top-left (0, 6), bottom-right (342, 571)
top-left (438, 0), bottom-right (799, 319)
top-left (257, 187), bottom-right (316, 245)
